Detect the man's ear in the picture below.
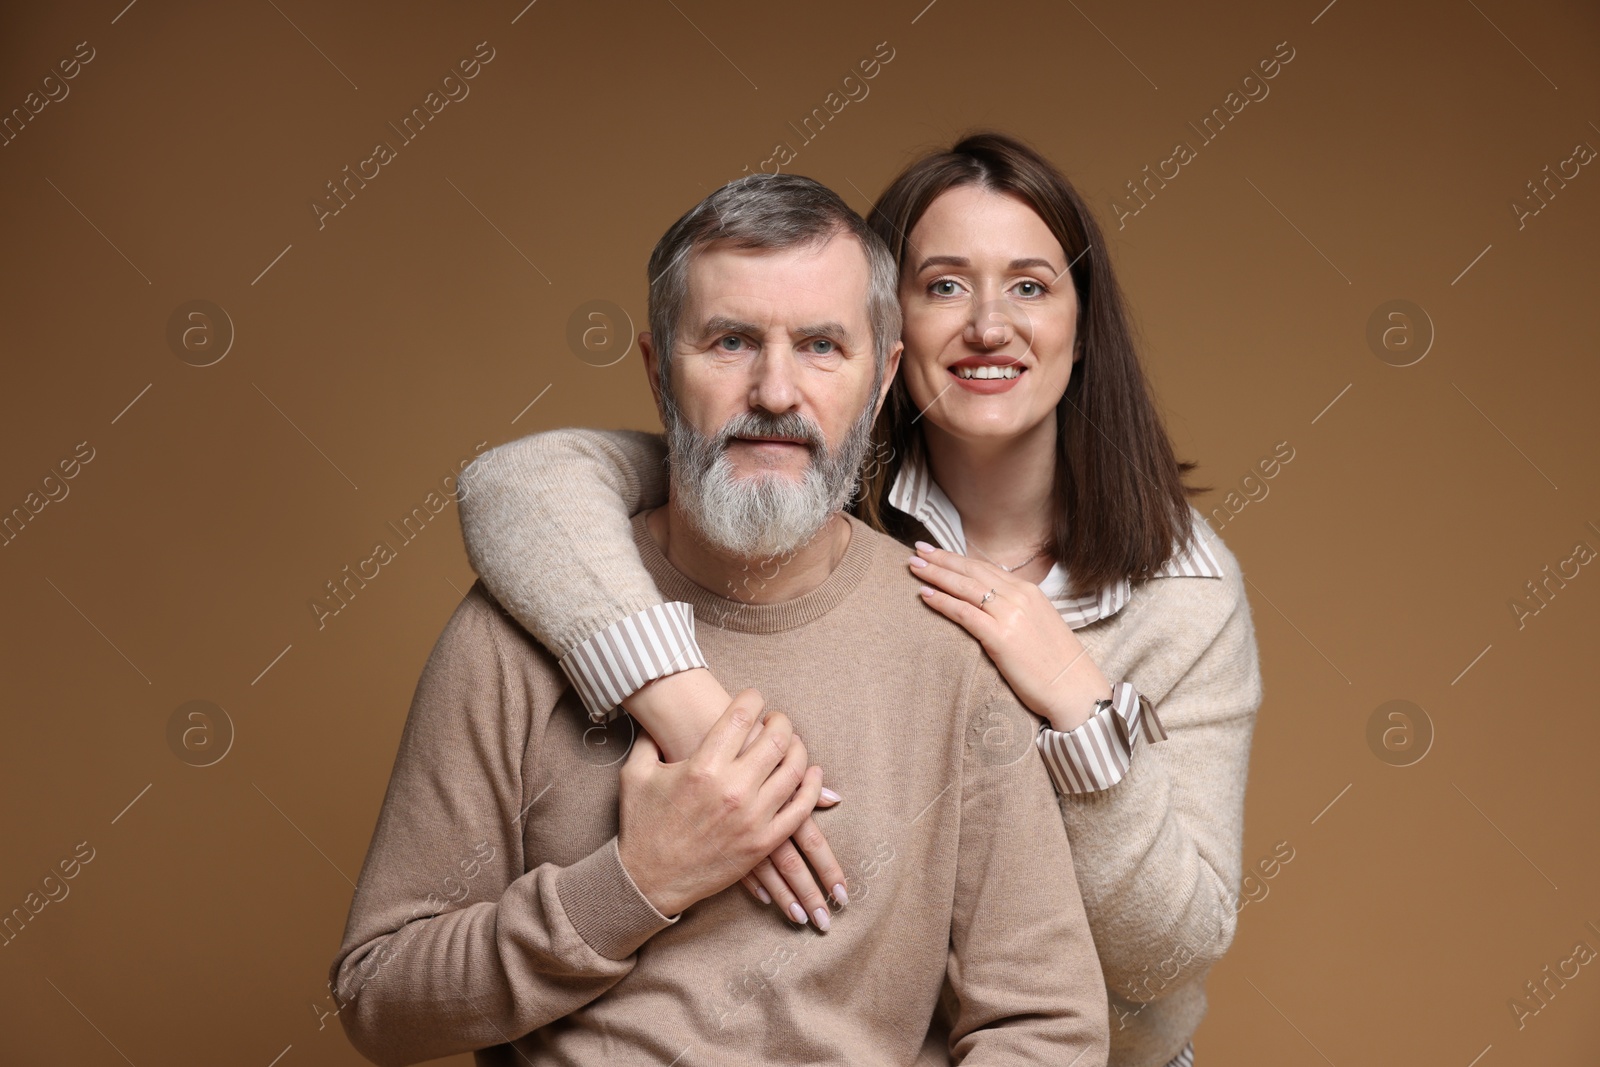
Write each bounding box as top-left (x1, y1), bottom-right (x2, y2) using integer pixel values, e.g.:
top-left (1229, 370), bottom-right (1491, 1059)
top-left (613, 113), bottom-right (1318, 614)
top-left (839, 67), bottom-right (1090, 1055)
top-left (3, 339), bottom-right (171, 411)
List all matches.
top-left (872, 340), bottom-right (904, 419)
top-left (639, 331), bottom-right (665, 415)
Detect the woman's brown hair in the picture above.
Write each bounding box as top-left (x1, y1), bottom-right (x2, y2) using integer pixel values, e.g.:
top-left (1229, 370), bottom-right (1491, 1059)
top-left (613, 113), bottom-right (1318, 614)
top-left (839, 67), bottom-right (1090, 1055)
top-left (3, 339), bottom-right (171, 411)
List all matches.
top-left (854, 131), bottom-right (1210, 598)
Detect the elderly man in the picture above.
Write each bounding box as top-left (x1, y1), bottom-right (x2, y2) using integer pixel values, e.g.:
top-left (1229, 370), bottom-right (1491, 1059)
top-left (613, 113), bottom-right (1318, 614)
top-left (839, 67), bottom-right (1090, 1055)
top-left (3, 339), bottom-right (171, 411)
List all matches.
top-left (328, 174), bottom-right (1109, 1065)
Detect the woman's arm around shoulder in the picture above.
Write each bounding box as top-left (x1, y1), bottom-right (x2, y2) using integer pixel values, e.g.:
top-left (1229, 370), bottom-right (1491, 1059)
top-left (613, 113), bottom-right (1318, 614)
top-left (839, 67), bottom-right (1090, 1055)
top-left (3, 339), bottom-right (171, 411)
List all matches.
top-left (457, 428), bottom-right (738, 760)
top-left (457, 427), bottom-right (670, 661)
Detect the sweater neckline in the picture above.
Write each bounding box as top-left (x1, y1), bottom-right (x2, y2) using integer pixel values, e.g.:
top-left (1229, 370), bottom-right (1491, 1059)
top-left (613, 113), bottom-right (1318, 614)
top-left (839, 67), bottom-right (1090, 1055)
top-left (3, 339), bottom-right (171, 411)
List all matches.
top-left (631, 511), bottom-right (877, 635)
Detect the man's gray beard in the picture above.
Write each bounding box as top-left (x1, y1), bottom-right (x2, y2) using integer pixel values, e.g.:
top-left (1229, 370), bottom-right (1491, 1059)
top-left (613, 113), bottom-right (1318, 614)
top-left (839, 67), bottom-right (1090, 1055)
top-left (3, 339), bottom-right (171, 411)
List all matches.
top-left (666, 404), bottom-right (874, 561)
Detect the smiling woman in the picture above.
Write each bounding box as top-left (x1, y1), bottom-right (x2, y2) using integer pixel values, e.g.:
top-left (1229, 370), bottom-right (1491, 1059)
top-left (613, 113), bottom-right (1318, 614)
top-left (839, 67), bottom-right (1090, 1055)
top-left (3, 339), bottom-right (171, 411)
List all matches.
top-left (895, 187), bottom-right (1078, 424)
top-left (859, 136), bottom-right (1204, 601)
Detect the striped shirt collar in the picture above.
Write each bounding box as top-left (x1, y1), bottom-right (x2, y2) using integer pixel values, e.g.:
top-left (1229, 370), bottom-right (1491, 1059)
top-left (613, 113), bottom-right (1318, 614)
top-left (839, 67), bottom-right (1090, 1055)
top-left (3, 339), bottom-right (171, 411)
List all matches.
top-left (886, 451), bottom-right (1225, 629)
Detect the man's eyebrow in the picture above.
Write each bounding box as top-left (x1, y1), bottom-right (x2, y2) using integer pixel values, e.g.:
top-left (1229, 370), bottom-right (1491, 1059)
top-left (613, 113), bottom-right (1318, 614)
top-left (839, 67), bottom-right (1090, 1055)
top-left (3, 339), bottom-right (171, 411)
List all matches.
top-left (698, 315), bottom-right (762, 338)
top-left (793, 321), bottom-right (852, 345)
top-left (696, 317), bottom-right (854, 346)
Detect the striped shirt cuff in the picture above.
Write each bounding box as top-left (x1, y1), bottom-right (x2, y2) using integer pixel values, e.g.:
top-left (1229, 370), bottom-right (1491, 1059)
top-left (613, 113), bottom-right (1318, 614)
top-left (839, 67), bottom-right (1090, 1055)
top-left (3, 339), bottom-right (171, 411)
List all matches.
top-left (1035, 680), bottom-right (1168, 795)
top-left (558, 603), bottom-right (709, 723)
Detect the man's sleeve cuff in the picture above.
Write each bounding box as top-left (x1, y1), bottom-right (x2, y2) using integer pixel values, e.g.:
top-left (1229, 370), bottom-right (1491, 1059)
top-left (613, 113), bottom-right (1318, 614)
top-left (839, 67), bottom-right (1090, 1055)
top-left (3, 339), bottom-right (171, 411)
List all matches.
top-left (557, 602), bottom-right (709, 723)
top-left (553, 837), bottom-right (679, 961)
top-left (1035, 680), bottom-right (1167, 795)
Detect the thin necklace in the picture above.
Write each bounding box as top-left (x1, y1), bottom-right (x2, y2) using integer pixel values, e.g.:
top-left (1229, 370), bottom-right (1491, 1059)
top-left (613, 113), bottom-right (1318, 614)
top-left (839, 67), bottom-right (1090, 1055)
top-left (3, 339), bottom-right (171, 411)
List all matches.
top-left (966, 537), bottom-right (1048, 573)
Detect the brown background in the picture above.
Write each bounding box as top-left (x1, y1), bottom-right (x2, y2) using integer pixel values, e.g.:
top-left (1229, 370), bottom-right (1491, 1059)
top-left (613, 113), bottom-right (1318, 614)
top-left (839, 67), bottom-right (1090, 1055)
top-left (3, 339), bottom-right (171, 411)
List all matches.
top-left (2, 0), bottom-right (1597, 1063)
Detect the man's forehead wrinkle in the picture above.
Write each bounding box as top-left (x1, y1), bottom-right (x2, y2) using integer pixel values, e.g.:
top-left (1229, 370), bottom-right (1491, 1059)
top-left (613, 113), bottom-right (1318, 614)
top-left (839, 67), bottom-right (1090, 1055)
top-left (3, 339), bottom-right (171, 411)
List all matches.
top-left (693, 231), bottom-right (860, 279)
top-left (680, 236), bottom-right (872, 346)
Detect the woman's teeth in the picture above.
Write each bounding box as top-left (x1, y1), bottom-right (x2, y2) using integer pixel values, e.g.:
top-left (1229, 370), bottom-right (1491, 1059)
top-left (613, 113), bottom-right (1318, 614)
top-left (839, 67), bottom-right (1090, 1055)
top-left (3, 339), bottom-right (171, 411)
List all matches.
top-left (954, 365), bottom-right (1022, 380)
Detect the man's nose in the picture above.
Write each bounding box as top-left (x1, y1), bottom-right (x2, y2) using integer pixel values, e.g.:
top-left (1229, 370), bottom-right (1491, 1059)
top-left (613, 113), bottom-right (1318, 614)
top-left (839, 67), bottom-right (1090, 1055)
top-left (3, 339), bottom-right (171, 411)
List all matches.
top-left (748, 346), bottom-right (801, 413)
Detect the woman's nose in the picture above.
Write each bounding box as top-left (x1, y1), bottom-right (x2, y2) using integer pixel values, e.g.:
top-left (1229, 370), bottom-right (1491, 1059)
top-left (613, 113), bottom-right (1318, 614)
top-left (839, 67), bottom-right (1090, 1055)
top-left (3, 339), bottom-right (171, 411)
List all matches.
top-left (966, 307), bottom-right (1014, 348)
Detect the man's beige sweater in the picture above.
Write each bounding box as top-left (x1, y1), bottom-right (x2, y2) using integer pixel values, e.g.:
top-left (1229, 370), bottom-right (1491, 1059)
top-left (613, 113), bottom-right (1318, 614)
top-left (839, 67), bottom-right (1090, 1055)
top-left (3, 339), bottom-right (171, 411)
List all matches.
top-left (330, 512), bottom-right (1110, 1066)
top-left (457, 430), bottom-right (1265, 1066)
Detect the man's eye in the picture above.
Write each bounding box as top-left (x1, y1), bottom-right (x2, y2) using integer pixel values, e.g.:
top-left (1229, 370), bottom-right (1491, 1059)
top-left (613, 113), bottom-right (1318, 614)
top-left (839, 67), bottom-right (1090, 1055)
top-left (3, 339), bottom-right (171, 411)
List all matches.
top-left (809, 339), bottom-right (835, 354)
top-left (718, 335), bottom-right (744, 351)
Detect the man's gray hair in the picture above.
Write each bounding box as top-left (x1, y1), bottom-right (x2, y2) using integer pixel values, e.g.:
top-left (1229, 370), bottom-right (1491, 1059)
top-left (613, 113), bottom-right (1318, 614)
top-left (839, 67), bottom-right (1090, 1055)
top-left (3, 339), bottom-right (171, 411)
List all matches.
top-left (645, 173), bottom-right (901, 416)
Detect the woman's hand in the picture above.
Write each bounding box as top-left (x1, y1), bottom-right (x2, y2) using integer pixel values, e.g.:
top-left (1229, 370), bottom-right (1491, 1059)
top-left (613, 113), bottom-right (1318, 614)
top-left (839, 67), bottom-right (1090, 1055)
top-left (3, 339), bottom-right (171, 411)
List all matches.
top-left (909, 541), bottom-right (1111, 732)
top-left (624, 669), bottom-right (848, 929)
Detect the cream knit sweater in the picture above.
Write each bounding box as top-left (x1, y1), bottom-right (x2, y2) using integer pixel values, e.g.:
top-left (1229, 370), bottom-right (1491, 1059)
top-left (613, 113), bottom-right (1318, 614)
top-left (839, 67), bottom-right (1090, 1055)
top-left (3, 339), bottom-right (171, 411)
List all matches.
top-left (456, 428), bottom-right (1264, 1066)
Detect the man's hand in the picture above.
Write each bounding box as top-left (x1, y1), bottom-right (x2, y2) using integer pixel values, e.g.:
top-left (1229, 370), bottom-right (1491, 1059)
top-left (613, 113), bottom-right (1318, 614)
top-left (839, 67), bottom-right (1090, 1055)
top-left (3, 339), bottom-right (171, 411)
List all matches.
top-left (625, 669), bottom-right (849, 929)
top-left (617, 689), bottom-right (824, 918)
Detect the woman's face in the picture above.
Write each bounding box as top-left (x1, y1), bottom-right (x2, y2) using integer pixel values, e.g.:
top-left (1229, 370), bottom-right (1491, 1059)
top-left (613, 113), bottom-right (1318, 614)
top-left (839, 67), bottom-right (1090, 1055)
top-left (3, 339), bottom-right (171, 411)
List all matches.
top-left (897, 185), bottom-right (1080, 446)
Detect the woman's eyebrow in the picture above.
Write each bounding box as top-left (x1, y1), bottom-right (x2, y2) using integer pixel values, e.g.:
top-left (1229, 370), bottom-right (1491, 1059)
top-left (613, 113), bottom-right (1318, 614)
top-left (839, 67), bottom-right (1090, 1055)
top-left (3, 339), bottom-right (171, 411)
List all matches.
top-left (914, 254), bottom-right (968, 273)
top-left (912, 254), bottom-right (1062, 273)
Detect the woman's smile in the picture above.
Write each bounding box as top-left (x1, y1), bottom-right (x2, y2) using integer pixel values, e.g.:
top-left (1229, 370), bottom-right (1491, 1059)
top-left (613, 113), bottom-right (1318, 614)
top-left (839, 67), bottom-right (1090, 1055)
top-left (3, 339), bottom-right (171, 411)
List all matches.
top-left (949, 354), bottom-right (1027, 393)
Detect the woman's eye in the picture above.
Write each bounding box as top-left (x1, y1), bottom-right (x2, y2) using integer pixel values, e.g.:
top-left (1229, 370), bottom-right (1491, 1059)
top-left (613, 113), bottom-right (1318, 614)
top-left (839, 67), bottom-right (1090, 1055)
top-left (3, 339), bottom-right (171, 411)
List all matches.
top-left (930, 279), bottom-right (961, 297)
top-left (1014, 280), bottom-right (1045, 297)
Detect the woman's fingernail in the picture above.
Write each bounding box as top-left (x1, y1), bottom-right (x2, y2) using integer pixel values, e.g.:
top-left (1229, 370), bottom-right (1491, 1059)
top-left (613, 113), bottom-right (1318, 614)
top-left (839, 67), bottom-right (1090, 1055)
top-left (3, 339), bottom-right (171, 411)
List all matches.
top-left (915, 541), bottom-right (935, 553)
top-left (920, 586), bottom-right (935, 597)
top-left (907, 555), bottom-right (927, 569)
top-left (754, 884), bottom-right (772, 904)
top-left (820, 787), bottom-right (842, 803)
top-left (789, 902), bottom-right (808, 924)
top-left (812, 907), bottom-right (831, 931)
top-left (833, 883), bottom-right (849, 906)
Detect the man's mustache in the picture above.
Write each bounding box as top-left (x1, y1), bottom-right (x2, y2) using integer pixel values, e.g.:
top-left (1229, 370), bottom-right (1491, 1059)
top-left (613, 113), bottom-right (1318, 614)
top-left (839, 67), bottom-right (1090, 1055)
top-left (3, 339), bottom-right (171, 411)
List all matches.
top-left (715, 411), bottom-right (826, 455)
